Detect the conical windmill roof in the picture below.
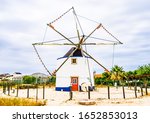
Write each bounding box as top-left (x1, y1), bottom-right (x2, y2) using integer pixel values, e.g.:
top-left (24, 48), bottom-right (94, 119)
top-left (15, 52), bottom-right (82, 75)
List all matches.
top-left (63, 47), bottom-right (83, 57)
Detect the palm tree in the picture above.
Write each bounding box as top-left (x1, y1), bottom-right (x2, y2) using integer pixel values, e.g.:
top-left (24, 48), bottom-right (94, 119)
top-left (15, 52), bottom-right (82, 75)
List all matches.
top-left (111, 65), bottom-right (125, 85)
top-left (111, 65), bottom-right (126, 98)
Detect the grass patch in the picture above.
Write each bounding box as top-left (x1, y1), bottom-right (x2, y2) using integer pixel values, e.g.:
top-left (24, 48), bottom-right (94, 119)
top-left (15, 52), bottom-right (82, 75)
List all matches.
top-left (0, 97), bottom-right (47, 106)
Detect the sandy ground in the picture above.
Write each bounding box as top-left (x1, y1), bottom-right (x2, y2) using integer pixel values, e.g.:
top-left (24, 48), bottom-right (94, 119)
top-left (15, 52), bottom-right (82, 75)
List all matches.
top-left (0, 86), bottom-right (150, 106)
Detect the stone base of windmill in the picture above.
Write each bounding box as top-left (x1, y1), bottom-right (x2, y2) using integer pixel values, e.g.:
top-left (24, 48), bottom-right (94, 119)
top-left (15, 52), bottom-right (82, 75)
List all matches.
top-left (78, 99), bottom-right (96, 105)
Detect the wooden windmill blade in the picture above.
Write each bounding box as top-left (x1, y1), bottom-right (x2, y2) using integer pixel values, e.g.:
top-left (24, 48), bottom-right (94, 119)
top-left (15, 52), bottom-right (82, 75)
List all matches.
top-left (82, 49), bottom-right (109, 72)
top-left (82, 42), bottom-right (118, 45)
top-left (47, 24), bottom-right (77, 47)
top-left (33, 43), bottom-right (75, 46)
top-left (75, 23), bottom-right (102, 49)
top-left (83, 23), bottom-right (102, 43)
top-left (33, 36), bottom-right (79, 45)
top-left (77, 23), bottom-right (110, 72)
top-left (84, 36), bottom-right (121, 44)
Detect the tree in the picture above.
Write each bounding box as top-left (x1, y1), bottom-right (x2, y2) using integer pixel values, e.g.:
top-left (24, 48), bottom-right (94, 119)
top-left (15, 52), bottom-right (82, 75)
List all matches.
top-left (23, 76), bottom-right (36, 84)
top-left (102, 72), bottom-right (113, 85)
top-left (110, 65), bottom-right (125, 85)
top-left (125, 71), bottom-right (134, 87)
top-left (137, 64), bottom-right (150, 75)
top-left (102, 72), bottom-right (110, 80)
top-left (136, 64), bottom-right (150, 91)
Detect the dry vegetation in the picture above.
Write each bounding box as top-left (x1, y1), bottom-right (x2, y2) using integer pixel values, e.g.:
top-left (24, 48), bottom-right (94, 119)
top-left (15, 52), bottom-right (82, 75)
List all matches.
top-left (0, 97), bottom-right (47, 106)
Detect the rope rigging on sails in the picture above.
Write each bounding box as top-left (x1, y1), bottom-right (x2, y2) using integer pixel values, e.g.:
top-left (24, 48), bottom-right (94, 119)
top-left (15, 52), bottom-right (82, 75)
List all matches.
top-left (33, 7), bottom-right (122, 76)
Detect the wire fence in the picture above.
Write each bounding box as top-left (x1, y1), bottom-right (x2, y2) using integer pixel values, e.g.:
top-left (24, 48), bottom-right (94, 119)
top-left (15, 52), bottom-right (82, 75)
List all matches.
top-left (0, 80), bottom-right (149, 103)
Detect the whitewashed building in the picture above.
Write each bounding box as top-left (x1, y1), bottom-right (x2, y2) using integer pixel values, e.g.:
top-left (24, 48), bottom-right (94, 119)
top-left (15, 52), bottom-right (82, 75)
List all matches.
top-left (56, 47), bottom-right (94, 91)
top-left (0, 72), bottom-right (22, 82)
top-left (12, 72), bottom-right (22, 82)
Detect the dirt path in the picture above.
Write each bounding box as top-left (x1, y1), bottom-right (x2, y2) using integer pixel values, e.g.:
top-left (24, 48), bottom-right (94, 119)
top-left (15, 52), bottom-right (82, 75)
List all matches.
top-left (0, 87), bottom-right (150, 106)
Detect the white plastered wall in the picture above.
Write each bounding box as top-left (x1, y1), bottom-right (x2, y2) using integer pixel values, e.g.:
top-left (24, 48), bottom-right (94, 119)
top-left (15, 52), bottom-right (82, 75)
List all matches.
top-left (56, 57), bottom-right (94, 87)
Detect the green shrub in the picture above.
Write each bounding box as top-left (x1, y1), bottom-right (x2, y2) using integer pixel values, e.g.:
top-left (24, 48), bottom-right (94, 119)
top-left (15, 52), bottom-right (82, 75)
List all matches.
top-left (94, 77), bottom-right (103, 85)
top-left (23, 76), bottom-right (36, 84)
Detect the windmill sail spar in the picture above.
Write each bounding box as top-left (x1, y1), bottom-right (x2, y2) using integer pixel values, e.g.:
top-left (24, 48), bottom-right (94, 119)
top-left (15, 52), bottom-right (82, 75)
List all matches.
top-left (82, 50), bottom-right (109, 72)
top-left (33, 7), bottom-right (123, 75)
top-left (83, 23), bottom-right (102, 43)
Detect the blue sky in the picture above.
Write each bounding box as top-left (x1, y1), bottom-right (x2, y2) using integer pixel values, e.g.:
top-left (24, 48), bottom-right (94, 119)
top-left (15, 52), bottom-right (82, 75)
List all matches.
top-left (0, 0), bottom-right (150, 75)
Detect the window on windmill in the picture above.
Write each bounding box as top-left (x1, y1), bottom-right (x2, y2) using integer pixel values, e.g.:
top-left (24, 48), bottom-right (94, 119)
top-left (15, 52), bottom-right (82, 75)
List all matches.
top-left (71, 58), bottom-right (77, 64)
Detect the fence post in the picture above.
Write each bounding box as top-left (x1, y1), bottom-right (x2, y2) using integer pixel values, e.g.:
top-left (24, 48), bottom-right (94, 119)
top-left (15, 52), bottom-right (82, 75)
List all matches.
top-left (145, 84), bottom-right (148, 95)
top-left (10, 81), bottom-right (13, 90)
top-left (27, 85), bottom-right (29, 98)
top-left (88, 86), bottom-right (90, 99)
top-left (43, 83), bottom-right (45, 99)
top-left (108, 86), bottom-right (110, 99)
top-left (141, 85), bottom-right (143, 96)
top-left (16, 81), bottom-right (19, 97)
top-left (36, 83), bottom-right (38, 102)
top-left (8, 82), bottom-right (10, 96)
top-left (122, 85), bottom-right (125, 99)
top-left (69, 86), bottom-right (73, 100)
top-left (134, 81), bottom-right (137, 98)
top-left (3, 82), bottom-right (6, 94)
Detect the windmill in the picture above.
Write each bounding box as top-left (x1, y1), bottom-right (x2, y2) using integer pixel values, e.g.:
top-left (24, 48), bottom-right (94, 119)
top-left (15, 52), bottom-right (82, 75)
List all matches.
top-left (32, 7), bottom-right (122, 91)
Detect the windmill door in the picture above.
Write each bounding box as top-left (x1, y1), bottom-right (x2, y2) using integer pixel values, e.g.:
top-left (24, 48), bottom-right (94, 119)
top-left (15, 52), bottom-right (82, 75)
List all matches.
top-left (71, 77), bottom-right (78, 91)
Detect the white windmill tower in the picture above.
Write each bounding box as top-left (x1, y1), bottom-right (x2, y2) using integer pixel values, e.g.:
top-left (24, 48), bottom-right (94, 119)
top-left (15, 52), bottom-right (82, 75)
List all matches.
top-left (33, 7), bottom-right (122, 91)
top-left (55, 41), bottom-right (95, 91)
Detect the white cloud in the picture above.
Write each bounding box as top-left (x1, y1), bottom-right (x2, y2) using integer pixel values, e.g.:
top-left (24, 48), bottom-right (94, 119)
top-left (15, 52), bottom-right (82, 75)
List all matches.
top-left (0, 0), bottom-right (150, 74)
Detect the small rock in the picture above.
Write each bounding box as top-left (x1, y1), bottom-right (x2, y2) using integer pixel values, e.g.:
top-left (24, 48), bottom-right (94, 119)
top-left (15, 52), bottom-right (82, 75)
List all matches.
top-left (78, 99), bottom-right (96, 105)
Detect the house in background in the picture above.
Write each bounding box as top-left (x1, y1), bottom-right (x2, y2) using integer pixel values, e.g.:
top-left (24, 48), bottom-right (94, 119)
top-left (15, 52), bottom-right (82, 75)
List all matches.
top-left (0, 72), bottom-right (22, 82)
top-left (31, 72), bottom-right (48, 83)
top-left (12, 72), bottom-right (22, 82)
top-left (0, 73), bottom-right (10, 81)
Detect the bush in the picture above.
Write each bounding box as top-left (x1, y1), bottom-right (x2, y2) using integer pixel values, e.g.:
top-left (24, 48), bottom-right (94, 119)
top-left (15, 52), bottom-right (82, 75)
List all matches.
top-left (17, 84), bottom-right (37, 89)
top-left (46, 76), bottom-right (56, 86)
top-left (94, 78), bottom-right (102, 85)
top-left (46, 76), bottom-right (56, 83)
top-left (23, 76), bottom-right (36, 84)
top-left (94, 77), bottom-right (107, 85)
top-left (94, 77), bottom-right (114, 86)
